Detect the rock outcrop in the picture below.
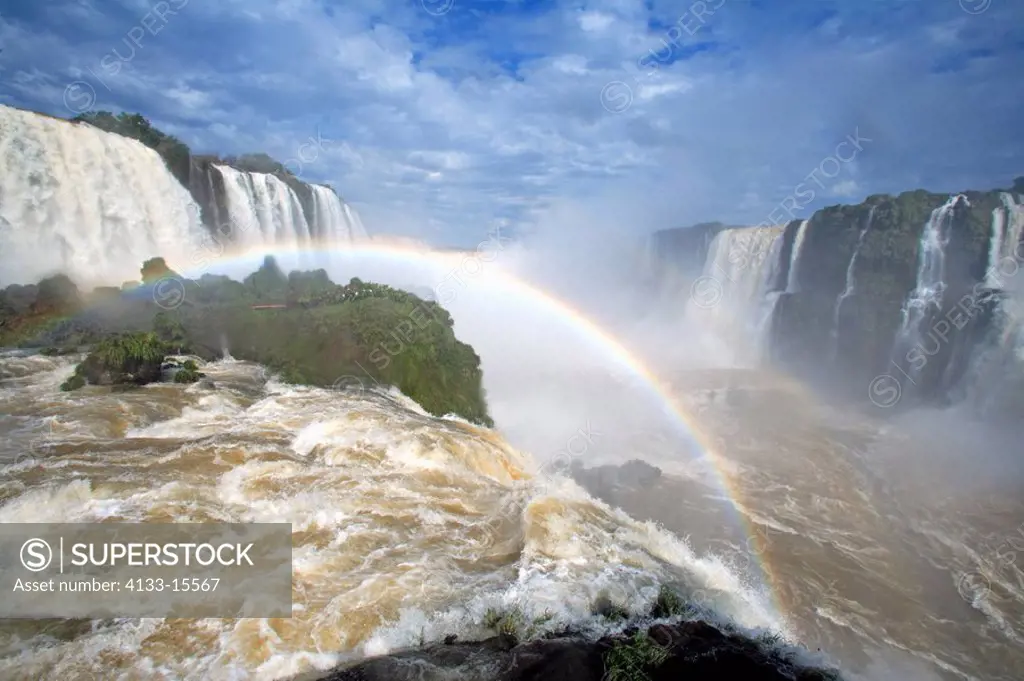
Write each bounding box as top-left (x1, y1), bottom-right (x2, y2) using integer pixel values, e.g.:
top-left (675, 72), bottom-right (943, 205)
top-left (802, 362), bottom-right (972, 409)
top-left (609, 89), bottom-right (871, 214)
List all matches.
top-left (648, 181), bottom-right (1024, 418)
top-left (305, 620), bottom-right (840, 681)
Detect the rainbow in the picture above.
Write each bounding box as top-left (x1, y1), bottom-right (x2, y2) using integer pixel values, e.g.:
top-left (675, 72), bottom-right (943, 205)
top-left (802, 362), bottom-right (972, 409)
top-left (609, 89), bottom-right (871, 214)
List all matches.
top-left (171, 239), bottom-right (787, 622)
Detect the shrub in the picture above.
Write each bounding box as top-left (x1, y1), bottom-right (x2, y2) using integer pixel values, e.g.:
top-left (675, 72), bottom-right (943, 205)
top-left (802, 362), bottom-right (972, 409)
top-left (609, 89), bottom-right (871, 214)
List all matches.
top-left (603, 631), bottom-right (670, 681)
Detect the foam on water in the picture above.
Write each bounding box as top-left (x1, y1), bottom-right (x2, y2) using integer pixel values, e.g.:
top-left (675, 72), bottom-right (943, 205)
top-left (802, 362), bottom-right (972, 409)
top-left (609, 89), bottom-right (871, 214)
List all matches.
top-left (0, 354), bottom-right (784, 680)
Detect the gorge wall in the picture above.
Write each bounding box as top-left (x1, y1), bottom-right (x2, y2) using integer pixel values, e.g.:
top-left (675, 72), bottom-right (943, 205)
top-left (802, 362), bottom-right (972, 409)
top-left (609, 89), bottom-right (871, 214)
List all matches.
top-left (0, 105), bottom-right (367, 286)
top-left (648, 181), bottom-right (1024, 419)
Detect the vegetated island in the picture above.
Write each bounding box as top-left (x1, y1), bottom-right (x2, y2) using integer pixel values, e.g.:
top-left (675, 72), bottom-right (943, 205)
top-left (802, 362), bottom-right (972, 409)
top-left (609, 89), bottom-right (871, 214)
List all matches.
top-left (0, 256), bottom-right (492, 427)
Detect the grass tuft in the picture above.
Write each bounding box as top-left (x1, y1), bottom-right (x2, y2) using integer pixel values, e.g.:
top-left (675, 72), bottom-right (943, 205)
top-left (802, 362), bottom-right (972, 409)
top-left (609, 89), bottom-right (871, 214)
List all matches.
top-left (603, 630), bottom-right (670, 681)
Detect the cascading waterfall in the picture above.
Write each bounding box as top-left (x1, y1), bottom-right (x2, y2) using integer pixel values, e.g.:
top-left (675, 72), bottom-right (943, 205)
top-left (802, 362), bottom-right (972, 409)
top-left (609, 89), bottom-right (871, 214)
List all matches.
top-left (985, 193), bottom-right (1024, 288)
top-left (785, 219), bottom-right (811, 293)
top-left (936, 192), bottom-right (1024, 418)
top-left (995, 195), bottom-right (1024, 357)
top-left (214, 165), bottom-right (312, 248)
top-left (985, 203), bottom-right (1007, 289)
top-left (972, 193), bottom-right (1024, 392)
top-left (342, 202), bottom-right (370, 241)
top-left (685, 225), bottom-right (786, 364)
top-left (310, 184), bottom-right (368, 242)
top-left (206, 167), bottom-right (223, 230)
top-left (215, 166), bottom-right (366, 250)
top-left (0, 105), bottom-right (207, 285)
top-left (640, 233), bottom-right (660, 291)
top-left (890, 195), bottom-right (965, 370)
top-left (756, 233), bottom-right (786, 358)
top-left (830, 207), bottom-right (875, 360)
top-left (641, 232), bottom-right (677, 297)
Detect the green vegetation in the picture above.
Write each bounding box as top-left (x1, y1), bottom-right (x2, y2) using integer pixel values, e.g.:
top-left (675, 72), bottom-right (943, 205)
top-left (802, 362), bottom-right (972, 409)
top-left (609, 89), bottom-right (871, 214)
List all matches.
top-left (59, 369), bottom-right (86, 392)
top-left (153, 311), bottom-right (190, 352)
top-left (650, 584), bottom-right (687, 619)
top-left (756, 631), bottom-right (784, 646)
top-left (5, 257), bottom-right (492, 425)
top-left (0, 275), bottom-right (89, 347)
top-left (91, 332), bottom-right (166, 367)
top-left (483, 606), bottom-right (525, 644)
top-left (453, 587), bottom-right (844, 680)
top-left (40, 346), bottom-right (78, 357)
top-left (481, 606), bottom-right (557, 645)
top-left (172, 359), bottom-right (205, 384)
top-left (140, 257), bottom-right (181, 285)
top-left (593, 596), bottom-right (631, 622)
top-left (176, 258), bottom-right (492, 425)
top-left (63, 332), bottom-right (167, 389)
top-left (603, 630), bottom-right (671, 681)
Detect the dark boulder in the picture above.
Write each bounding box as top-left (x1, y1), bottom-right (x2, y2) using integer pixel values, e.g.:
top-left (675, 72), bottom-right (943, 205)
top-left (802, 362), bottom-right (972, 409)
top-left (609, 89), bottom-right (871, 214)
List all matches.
top-left (306, 620), bottom-right (840, 681)
top-left (570, 459), bottom-right (662, 499)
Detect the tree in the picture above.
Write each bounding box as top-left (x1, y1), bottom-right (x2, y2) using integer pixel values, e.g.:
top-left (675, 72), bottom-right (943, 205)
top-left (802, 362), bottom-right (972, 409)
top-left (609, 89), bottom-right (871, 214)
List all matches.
top-left (33, 275), bottom-right (81, 313)
top-left (153, 311), bottom-right (189, 352)
top-left (140, 257), bottom-right (180, 284)
top-left (244, 256), bottom-right (288, 300)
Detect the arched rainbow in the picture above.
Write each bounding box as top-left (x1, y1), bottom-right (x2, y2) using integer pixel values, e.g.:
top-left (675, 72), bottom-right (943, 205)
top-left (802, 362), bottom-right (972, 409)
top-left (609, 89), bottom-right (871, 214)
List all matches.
top-left (171, 238), bottom-right (787, 621)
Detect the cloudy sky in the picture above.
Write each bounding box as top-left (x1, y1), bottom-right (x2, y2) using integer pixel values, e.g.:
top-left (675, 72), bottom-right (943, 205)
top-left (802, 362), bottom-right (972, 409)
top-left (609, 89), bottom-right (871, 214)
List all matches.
top-left (1, 0), bottom-right (1021, 247)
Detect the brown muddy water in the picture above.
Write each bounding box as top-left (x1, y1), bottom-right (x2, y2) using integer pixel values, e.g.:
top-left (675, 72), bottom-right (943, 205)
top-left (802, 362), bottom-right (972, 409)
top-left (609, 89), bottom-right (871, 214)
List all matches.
top-left (0, 350), bottom-right (1021, 680)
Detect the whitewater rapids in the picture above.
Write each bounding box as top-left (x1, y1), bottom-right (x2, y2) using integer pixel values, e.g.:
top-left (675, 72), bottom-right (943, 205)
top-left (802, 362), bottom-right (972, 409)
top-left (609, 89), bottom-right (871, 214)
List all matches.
top-left (0, 351), bottom-right (778, 680)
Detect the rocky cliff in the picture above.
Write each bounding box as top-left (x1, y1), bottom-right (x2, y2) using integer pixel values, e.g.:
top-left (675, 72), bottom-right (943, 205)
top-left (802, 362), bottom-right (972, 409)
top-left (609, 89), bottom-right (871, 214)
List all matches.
top-left (648, 179), bottom-right (1024, 417)
top-left (72, 111), bottom-right (364, 245)
top-left (643, 222), bottom-right (735, 298)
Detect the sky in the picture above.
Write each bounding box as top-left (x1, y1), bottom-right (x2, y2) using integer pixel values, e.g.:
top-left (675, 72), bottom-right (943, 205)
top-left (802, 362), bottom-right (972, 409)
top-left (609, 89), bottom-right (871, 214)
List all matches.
top-left (1, 0), bottom-right (1022, 248)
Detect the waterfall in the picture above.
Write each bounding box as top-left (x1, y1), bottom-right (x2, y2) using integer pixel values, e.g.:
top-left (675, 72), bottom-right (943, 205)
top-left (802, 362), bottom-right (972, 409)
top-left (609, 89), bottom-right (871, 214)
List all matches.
top-left (310, 184), bottom-right (367, 243)
top-left (685, 225), bottom-right (786, 365)
top-left (986, 203), bottom-right (1007, 289)
top-left (830, 207), bottom-right (875, 359)
top-left (0, 105), bottom-right (206, 286)
top-left (890, 195), bottom-right (965, 369)
top-left (785, 219), bottom-right (811, 293)
top-left (954, 194), bottom-right (1024, 415)
top-left (342, 202), bottom-right (370, 240)
top-left (985, 193), bottom-right (1024, 288)
top-left (214, 165), bottom-right (313, 248)
top-left (188, 158), bottom-right (223, 234)
top-left (756, 233), bottom-right (787, 356)
top-left (215, 166), bottom-right (366, 249)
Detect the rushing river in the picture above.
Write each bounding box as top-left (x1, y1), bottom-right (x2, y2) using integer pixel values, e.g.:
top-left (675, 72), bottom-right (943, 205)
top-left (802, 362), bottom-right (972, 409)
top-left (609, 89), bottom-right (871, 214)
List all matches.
top-left (0, 351), bottom-right (780, 680)
top-left (0, 340), bottom-right (1022, 680)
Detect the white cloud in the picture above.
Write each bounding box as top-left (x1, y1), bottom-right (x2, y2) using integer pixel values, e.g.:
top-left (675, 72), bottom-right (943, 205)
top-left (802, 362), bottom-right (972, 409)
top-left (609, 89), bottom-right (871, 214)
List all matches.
top-left (831, 180), bottom-right (861, 197)
top-left (1, 0), bottom-right (1022, 246)
top-left (578, 11), bottom-right (615, 33)
top-left (552, 54), bottom-right (590, 75)
top-left (163, 84), bottom-right (212, 113)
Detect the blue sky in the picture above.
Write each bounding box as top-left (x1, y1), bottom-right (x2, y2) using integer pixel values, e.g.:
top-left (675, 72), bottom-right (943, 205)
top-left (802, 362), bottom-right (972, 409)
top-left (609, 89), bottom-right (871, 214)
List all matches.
top-left (1, 0), bottom-right (1022, 247)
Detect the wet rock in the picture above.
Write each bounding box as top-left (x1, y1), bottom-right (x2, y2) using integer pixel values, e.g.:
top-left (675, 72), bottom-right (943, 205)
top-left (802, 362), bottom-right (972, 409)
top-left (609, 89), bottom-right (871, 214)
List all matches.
top-left (647, 623), bottom-right (675, 648)
top-left (570, 458), bottom-right (662, 499)
top-left (305, 621), bottom-right (841, 681)
top-left (61, 332), bottom-right (165, 391)
top-left (616, 459), bottom-right (662, 487)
